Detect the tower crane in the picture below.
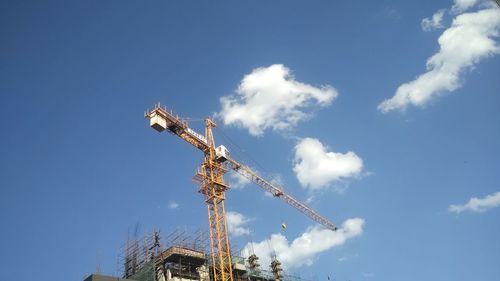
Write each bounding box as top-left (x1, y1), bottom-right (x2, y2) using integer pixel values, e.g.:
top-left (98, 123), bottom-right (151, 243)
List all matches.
top-left (145, 103), bottom-right (338, 281)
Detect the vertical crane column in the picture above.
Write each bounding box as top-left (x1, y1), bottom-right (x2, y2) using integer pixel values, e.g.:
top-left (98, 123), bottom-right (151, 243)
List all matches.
top-left (194, 118), bottom-right (234, 281)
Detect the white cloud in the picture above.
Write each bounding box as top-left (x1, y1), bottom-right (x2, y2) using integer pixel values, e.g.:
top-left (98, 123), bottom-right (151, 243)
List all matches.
top-left (293, 138), bottom-right (363, 191)
top-left (269, 173), bottom-right (284, 187)
top-left (378, 5), bottom-right (500, 113)
top-left (242, 218), bottom-right (364, 269)
top-left (452, 0), bottom-right (480, 13)
top-left (219, 64), bottom-right (337, 136)
top-left (228, 171), bottom-right (252, 189)
top-left (226, 211), bottom-right (252, 236)
top-left (262, 173), bottom-right (286, 198)
top-left (421, 9), bottom-right (446, 31)
top-left (167, 200), bottom-right (179, 209)
top-left (338, 256), bottom-right (348, 262)
top-left (338, 253), bottom-right (358, 262)
top-left (448, 191), bottom-right (500, 213)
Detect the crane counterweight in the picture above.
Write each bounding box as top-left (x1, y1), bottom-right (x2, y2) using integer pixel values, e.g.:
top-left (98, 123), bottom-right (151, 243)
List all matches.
top-left (149, 112), bottom-right (167, 132)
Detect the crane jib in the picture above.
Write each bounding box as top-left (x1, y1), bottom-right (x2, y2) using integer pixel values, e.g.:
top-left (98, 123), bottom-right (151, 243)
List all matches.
top-left (224, 158), bottom-right (338, 231)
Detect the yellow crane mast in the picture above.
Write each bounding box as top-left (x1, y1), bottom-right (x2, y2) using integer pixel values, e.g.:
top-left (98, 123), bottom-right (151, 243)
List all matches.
top-left (145, 103), bottom-right (338, 281)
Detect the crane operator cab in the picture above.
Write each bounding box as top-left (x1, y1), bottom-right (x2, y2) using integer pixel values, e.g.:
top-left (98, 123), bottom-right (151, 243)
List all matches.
top-left (215, 145), bottom-right (230, 162)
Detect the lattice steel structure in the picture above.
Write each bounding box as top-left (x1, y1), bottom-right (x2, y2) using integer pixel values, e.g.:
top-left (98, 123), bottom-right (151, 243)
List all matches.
top-left (193, 118), bottom-right (233, 281)
top-left (145, 103), bottom-right (338, 281)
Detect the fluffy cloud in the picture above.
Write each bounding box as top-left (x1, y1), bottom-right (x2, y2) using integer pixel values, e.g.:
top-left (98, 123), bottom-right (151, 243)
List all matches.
top-left (226, 211), bottom-right (252, 236)
top-left (378, 3), bottom-right (500, 113)
top-left (338, 253), bottom-right (358, 262)
top-left (421, 9), bottom-right (445, 31)
top-left (293, 138), bottom-right (363, 190)
top-left (242, 218), bottom-right (364, 269)
top-left (448, 191), bottom-right (500, 213)
top-left (228, 171), bottom-right (252, 189)
top-left (452, 0), bottom-right (480, 13)
top-left (167, 200), bottom-right (179, 209)
top-left (219, 64), bottom-right (337, 136)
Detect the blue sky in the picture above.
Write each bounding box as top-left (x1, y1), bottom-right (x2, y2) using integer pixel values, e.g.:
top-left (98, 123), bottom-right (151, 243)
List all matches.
top-left (1, 1), bottom-right (499, 281)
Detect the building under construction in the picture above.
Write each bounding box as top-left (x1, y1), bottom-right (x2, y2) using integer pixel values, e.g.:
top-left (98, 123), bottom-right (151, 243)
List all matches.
top-left (84, 103), bottom-right (333, 281)
top-left (84, 229), bottom-right (306, 281)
